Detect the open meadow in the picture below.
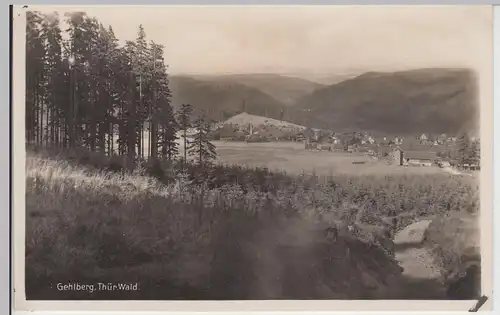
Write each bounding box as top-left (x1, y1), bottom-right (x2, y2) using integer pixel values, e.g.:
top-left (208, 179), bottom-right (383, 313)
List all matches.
top-left (211, 140), bottom-right (449, 176)
top-left (137, 136), bottom-right (451, 176)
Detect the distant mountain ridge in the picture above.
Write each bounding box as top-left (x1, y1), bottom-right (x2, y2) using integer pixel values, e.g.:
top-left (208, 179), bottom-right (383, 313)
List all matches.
top-left (168, 74), bottom-right (306, 123)
top-left (184, 73), bottom-right (324, 106)
top-left (293, 68), bottom-right (479, 135)
top-left (168, 68), bottom-right (479, 135)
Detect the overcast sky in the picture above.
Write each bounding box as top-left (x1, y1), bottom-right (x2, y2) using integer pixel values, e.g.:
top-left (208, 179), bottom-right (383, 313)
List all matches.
top-left (28, 5), bottom-right (492, 78)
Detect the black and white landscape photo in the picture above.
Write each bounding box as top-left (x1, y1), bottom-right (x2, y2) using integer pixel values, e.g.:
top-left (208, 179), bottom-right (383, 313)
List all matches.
top-left (16, 4), bottom-right (492, 309)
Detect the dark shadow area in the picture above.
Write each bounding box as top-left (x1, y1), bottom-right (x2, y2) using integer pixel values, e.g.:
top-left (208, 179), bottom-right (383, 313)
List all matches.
top-left (446, 265), bottom-right (481, 300)
top-left (26, 214), bottom-right (403, 300)
top-left (393, 241), bottom-right (426, 252)
top-left (386, 274), bottom-right (447, 300)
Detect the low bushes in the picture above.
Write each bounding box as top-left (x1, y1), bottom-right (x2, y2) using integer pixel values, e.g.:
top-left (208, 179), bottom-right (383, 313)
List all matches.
top-left (24, 146), bottom-right (479, 299)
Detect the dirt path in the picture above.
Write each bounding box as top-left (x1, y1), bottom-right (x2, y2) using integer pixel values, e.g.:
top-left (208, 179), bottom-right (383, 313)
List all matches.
top-left (390, 245), bottom-right (447, 299)
top-left (387, 220), bottom-right (448, 299)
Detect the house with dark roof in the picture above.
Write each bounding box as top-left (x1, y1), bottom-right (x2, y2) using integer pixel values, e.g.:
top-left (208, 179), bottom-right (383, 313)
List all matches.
top-left (377, 145), bottom-right (438, 167)
top-left (399, 141), bottom-right (436, 152)
top-left (404, 150), bottom-right (438, 166)
top-left (376, 145), bottom-right (404, 165)
top-left (438, 160), bottom-right (451, 168)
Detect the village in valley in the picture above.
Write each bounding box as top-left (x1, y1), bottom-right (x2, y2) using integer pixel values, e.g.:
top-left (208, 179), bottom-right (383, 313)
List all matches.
top-left (207, 112), bottom-right (480, 175)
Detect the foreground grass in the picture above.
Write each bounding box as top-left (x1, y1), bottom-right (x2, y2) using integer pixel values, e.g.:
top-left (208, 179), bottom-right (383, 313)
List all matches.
top-left (25, 148), bottom-right (479, 300)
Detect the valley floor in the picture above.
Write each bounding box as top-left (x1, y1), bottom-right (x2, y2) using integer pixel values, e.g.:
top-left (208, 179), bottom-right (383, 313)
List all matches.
top-left (211, 141), bottom-right (448, 176)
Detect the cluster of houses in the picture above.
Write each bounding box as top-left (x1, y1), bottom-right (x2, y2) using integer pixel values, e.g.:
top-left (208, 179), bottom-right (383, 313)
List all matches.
top-left (209, 121), bottom-right (480, 171)
top-left (304, 132), bottom-right (480, 170)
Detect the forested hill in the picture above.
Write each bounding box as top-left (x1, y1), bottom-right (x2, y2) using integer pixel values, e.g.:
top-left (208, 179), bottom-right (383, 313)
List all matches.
top-left (293, 68), bottom-right (479, 135)
top-left (170, 68), bottom-right (479, 135)
top-left (188, 73), bottom-right (324, 106)
top-left (168, 75), bottom-right (307, 123)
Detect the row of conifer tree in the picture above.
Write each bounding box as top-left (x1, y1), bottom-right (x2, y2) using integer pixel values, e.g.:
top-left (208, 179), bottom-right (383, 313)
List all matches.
top-left (26, 11), bottom-right (216, 166)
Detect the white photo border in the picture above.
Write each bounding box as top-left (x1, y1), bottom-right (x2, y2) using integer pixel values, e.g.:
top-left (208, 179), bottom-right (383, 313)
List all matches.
top-left (7, 2), bottom-right (499, 314)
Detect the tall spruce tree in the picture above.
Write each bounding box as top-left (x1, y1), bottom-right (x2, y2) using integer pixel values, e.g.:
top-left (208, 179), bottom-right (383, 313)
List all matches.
top-left (104, 26), bottom-right (122, 155)
top-left (123, 43), bottom-right (138, 161)
top-left (150, 41), bottom-right (178, 161)
top-left (26, 11), bottom-right (46, 145)
top-left (187, 114), bottom-right (217, 170)
top-left (65, 11), bottom-right (89, 148)
top-left (40, 12), bottom-right (65, 148)
top-left (93, 23), bottom-right (118, 153)
top-left (132, 25), bottom-right (151, 159)
top-left (177, 103), bottom-right (193, 168)
top-left (81, 16), bottom-right (100, 151)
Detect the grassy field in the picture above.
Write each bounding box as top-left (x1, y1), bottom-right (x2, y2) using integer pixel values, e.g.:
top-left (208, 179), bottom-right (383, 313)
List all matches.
top-left (119, 135), bottom-right (461, 176)
top-left (211, 141), bottom-right (449, 176)
top-left (25, 146), bottom-right (480, 300)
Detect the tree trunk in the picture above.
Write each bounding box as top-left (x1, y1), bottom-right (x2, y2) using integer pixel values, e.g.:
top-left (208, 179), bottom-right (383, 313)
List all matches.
top-left (127, 72), bottom-right (136, 162)
top-left (89, 83), bottom-right (97, 151)
top-left (150, 60), bottom-right (158, 161)
top-left (183, 129), bottom-right (188, 169)
top-left (68, 68), bottom-right (75, 148)
top-left (45, 97), bottom-right (49, 147)
top-left (150, 119), bottom-right (158, 162)
top-left (35, 74), bottom-right (41, 146)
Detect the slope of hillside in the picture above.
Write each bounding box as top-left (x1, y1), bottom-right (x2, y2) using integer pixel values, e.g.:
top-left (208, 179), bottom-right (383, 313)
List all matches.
top-left (294, 68), bottom-right (479, 135)
top-left (224, 112), bottom-right (306, 130)
top-left (190, 73), bottom-right (324, 106)
top-left (169, 75), bottom-right (304, 122)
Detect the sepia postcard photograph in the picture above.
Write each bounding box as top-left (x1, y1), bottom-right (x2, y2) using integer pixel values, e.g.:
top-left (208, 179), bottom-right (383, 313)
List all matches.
top-left (12, 4), bottom-right (493, 312)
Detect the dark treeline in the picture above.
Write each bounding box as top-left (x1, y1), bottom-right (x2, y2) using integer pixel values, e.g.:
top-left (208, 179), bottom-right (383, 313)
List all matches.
top-left (26, 11), bottom-right (214, 167)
